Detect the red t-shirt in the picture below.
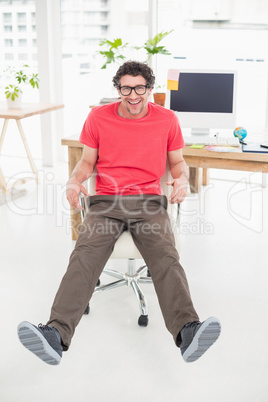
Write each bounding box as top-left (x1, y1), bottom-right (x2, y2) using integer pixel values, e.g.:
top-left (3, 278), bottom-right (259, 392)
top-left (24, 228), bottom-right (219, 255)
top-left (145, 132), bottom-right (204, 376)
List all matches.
top-left (79, 101), bottom-right (184, 195)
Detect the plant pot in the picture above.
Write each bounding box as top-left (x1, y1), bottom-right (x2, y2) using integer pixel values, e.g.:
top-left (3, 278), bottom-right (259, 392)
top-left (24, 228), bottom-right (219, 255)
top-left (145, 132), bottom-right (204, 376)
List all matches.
top-left (6, 94), bottom-right (22, 109)
top-left (153, 92), bottom-right (166, 107)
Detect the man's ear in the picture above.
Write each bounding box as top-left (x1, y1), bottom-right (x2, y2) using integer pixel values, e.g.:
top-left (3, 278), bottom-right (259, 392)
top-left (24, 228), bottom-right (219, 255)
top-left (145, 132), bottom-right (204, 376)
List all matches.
top-left (116, 87), bottom-right (121, 97)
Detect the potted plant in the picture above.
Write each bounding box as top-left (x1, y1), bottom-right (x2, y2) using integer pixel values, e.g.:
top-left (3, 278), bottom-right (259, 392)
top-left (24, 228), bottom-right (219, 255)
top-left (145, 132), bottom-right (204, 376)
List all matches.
top-left (136, 30), bottom-right (173, 61)
top-left (135, 30), bottom-right (173, 107)
top-left (97, 38), bottom-right (128, 70)
top-left (153, 84), bottom-right (167, 107)
top-left (3, 64), bottom-right (39, 108)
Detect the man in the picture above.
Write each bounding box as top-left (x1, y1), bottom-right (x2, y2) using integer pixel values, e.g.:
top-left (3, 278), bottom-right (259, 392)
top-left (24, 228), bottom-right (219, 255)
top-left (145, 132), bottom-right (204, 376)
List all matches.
top-left (18, 61), bottom-right (221, 365)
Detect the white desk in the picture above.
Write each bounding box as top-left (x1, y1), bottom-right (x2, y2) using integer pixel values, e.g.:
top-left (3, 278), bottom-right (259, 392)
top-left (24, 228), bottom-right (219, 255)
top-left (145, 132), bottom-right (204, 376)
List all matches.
top-left (0, 102), bottom-right (64, 193)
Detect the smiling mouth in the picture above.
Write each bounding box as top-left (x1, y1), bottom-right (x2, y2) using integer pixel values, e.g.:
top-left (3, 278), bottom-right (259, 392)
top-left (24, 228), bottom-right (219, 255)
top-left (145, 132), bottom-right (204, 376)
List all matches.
top-left (128, 100), bottom-right (141, 105)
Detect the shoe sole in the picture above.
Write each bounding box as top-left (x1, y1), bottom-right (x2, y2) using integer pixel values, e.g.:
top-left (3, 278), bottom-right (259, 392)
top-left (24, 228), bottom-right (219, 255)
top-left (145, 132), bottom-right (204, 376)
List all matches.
top-left (182, 316), bottom-right (221, 363)
top-left (17, 321), bottom-right (61, 365)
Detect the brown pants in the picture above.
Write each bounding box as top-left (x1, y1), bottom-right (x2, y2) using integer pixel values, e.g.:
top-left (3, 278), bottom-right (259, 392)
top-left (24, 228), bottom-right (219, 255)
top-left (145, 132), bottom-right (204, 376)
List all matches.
top-left (47, 195), bottom-right (199, 350)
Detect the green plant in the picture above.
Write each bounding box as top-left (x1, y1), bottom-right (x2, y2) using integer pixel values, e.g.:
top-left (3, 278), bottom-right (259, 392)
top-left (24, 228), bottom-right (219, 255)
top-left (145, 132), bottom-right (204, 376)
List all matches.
top-left (5, 85), bottom-right (22, 101)
top-left (3, 65), bottom-right (39, 101)
top-left (135, 30), bottom-right (173, 61)
top-left (97, 38), bottom-right (128, 69)
top-left (155, 83), bottom-right (167, 93)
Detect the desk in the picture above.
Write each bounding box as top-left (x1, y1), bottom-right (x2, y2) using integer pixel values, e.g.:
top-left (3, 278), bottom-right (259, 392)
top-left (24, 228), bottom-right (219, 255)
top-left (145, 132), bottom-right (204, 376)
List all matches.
top-left (183, 146), bottom-right (268, 191)
top-left (62, 135), bottom-right (268, 240)
top-left (0, 102), bottom-right (64, 193)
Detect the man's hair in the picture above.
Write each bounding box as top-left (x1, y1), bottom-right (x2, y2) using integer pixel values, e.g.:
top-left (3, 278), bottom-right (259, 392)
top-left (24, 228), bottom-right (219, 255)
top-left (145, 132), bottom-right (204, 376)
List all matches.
top-left (112, 61), bottom-right (155, 89)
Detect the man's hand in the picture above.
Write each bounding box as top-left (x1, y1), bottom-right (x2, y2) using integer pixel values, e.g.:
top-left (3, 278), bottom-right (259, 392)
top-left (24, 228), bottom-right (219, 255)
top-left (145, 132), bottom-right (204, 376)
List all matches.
top-left (66, 179), bottom-right (89, 210)
top-left (166, 176), bottom-right (188, 204)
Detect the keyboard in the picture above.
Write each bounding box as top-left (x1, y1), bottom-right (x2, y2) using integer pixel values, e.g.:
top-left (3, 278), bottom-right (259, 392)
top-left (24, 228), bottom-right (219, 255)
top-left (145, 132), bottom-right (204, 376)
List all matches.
top-left (183, 135), bottom-right (240, 147)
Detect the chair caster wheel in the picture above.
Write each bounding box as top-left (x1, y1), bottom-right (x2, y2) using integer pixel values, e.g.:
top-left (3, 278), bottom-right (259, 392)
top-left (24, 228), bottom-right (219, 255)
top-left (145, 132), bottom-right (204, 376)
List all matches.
top-left (84, 304), bottom-right (90, 315)
top-left (138, 314), bottom-right (148, 327)
top-left (96, 279), bottom-right (100, 287)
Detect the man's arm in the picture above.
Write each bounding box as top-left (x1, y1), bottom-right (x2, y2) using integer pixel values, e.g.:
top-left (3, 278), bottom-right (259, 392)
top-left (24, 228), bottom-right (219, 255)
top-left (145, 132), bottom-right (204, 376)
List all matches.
top-left (66, 145), bottom-right (98, 210)
top-left (167, 149), bottom-right (189, 204)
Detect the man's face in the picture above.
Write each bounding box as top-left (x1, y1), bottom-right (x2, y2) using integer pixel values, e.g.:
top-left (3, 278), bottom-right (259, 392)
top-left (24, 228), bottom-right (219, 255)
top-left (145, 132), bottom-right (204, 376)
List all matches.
top-left (117, 75), bottom-right (152, 119)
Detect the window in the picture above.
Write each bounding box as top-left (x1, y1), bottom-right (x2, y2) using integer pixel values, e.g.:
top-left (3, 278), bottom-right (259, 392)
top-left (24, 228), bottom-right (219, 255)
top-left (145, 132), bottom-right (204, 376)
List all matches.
top-left (18, 25), bottom-right (27, 32)
top-left (100, 25), bottom-right (108, 33)
top-left (83, 38), bottom-right (99, 45)
top-left (19, 53), bottom-right (28, 60)
top-left (5, 53), bottom-right (14, 61)
top-left (62, 53), bottom-right (72, 58)
top-left (19, 39), bottom-right (27, 47)
top-left (84, 12), bottom-right (96, 22)
top-left (4, 26), bottom-right (12, 32)
top-left (17, 12), bottom-right (26, 23)
top-left (3, 13), bottom-right (12, 23)
top-left (4, 39), bottom-right (13, 47)
top-left (101, 11), bottom-right (108, 21)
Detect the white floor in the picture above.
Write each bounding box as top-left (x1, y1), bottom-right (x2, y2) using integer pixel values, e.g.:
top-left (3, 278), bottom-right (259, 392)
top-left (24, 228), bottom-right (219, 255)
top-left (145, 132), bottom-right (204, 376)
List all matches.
top-left (1, 161), bottom-right (268, 402)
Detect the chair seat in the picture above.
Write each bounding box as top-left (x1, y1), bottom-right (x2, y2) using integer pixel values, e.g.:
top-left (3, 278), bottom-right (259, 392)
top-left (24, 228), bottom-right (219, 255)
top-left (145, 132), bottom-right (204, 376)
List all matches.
top-left (110, 231), bottom-right (142, 259)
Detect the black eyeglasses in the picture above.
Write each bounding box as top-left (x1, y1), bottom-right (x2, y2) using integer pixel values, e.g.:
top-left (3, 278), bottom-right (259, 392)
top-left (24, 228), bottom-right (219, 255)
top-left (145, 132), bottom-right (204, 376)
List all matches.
top-left (118, 85), bottom-right (149, 96)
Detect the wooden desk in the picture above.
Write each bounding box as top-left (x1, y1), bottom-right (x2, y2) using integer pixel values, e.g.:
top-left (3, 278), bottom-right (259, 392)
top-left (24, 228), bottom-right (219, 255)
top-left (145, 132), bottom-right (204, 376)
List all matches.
top-left (0, 102), bottom-right (64, 193)
top-left (62, 135), bottom-right (268, 240)
top-left (183, 146), bottom-right (268, 191)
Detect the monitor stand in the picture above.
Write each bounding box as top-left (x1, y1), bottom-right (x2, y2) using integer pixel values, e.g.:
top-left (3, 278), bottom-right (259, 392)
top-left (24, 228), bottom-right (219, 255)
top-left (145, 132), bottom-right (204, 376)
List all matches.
top-left (191, 128), bottom-right (210, 136)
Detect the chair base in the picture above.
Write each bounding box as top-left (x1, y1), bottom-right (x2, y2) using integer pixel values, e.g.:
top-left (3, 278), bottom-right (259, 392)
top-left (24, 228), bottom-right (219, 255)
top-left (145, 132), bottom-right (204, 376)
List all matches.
top-left (84, 259), bottom-right (152, 326)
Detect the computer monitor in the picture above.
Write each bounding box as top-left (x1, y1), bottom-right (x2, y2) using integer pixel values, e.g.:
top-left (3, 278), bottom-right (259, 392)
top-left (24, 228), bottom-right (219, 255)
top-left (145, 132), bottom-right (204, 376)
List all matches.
top-left (166, 69), bottom-right (237, 135)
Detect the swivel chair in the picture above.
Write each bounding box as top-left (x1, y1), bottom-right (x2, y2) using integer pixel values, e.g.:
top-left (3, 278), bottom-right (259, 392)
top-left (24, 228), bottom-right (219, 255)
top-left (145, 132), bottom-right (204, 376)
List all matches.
top-left (79, 161), bottom-right (180, 327)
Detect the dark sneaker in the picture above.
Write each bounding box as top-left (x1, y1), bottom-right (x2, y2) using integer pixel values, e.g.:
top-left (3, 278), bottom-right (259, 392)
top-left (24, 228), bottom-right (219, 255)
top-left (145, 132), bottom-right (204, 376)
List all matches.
top-left (17, 321), bottom-right (62, 365)
top-left (180, 316), bottom-right (221, 363)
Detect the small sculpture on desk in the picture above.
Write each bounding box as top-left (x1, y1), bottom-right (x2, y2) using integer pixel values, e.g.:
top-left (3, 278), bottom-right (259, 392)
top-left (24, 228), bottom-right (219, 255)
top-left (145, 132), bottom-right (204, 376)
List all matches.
top-left (234, 126), bottom-right (247, 141)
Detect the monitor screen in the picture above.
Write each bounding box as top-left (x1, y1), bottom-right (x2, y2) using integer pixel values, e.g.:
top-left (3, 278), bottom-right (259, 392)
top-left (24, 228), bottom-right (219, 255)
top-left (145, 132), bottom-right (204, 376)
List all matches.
top-left (167, 70), bottom-right (237, 135)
